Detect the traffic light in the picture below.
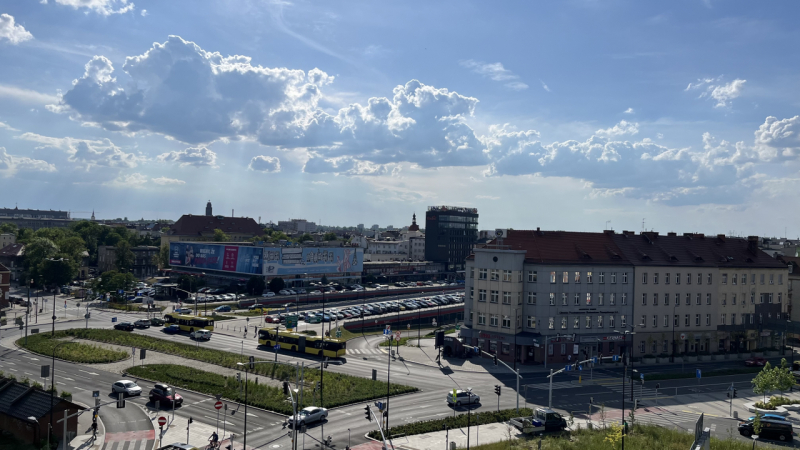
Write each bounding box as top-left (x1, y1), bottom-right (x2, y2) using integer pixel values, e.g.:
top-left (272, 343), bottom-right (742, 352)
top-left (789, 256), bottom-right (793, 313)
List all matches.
top-left (188, 417), bottom-right (193, 424)
top-left (364, 404), bottom-right (372, 422)
top-left (435, 331), bottom-right (444, 348)
top-left (655, 383), bottom-right (660, 390)
top-left (236, 372), bottom-right (241, 382)
top-left (494, 385), bottom-right (501, 396)
top-left (493, 353), bottom-right (498, 366)
top-left (283, 381), bottom-right (289, 395)
top-left (633, 399), bottom-right (638, 410)
top-left (734, 388), bottom-right (738, 398)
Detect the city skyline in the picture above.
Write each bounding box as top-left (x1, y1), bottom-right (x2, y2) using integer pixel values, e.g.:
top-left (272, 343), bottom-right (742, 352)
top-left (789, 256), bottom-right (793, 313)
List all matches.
top-left (2, 2), bottom-right (800, 236)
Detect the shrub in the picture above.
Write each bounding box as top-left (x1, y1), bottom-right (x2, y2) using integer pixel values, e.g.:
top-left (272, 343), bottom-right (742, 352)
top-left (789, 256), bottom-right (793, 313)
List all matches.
top-left (754, 401), bottom-right (776, 410)
top-left (60, 391), bottom-right (72, 399)
top-left (20, 377), bottom-right (30, 386)
top-left (643, 354), bottom-right (655, 359)
top-left (16, 334), bottom-right (128, 364)
top-left (367, 408), bottom-right (533, 439)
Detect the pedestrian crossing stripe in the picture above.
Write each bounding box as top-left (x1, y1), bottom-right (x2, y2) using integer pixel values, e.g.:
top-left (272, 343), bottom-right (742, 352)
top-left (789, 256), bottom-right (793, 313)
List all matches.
top-left (525, 382), bottom-right (576, 390)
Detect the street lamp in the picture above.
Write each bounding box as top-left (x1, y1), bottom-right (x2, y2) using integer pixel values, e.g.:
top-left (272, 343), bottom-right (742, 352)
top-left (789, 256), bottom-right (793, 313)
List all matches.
top-left (49, 339), bottom-right (75, 450)
top-left (613, 327), bottom-right (636, 450)
top-left (28, 416), bottom-right (41, 448)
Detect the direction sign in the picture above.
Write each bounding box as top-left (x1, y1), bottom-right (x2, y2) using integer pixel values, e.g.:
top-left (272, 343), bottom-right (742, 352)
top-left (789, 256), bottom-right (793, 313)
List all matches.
top-left (158, 416), bottom-right (167, 427)
top-left (640, 373), bottom-right (644, 380)
top-left (274, 344), bottom-right (281, 350)
top-left (111, 317), bottom-right (117, 323)
top-left (92, 391), bottom-right (100, 398)
top-left (214, 401), bottom-right (223, 410)
top-left (592, 357), bottom-right (598, 364)
top-left (565, 365), bottom-right (572, 371)
top-left (286, 315), bottom-right (298, 330)
top-left (407, 324), bottom-right (411, 330)
top-left (696, 369), bottom-right (702, 379)
top-left (383, 328), bottom-right (390, 336)
top-left (612, 355), bottom-right (619, 362)
top-left (578, 365), bottom-right (583, 371)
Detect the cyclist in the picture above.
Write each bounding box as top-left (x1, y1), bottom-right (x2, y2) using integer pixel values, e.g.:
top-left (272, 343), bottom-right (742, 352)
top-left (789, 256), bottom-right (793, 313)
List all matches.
top-left (208, 431), bottom-right (219, 449)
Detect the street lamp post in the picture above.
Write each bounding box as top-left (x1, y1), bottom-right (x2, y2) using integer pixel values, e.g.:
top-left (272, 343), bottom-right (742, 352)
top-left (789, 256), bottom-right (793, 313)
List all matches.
top-left (25, 279), bottom-right (33, 345)
top-left (49, 339), bottom-right (75, 449)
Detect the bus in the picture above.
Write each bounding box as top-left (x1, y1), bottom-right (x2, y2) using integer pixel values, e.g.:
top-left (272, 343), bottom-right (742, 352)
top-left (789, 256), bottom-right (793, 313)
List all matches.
top-left (163, 313), bottom-right (215, 332)
top-left (257, 328), bottom-right (346, 358)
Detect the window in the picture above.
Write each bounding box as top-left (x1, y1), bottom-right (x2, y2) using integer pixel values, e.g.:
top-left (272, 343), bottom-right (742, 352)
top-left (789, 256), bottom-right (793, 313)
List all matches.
top-left (518, 271), bottom-right (523, 282)
top-left (598, 316), bottom-right (603, 328)
top-left (548, 317), bottom-right (554, 329)
top-left (490, 269), bottom-right (499, 281)
top-left (621, 293), bottom-right (627, 305)
top-left (760, 274), bottom-right (765, 285)
top-left (721, 293), bottom-right (726, 305)
top-left (587, 272), bottom-right (593, 283)
top-left (663, 315), bottom-right (669, 327)
top-left (528, 271), bottom-right (538, 282)
top-left (707, 273), bottom-right (712, 285)
top-left (527, 292), bottom-right (537, 305)
top-left (470, 268), bottom-right (474, 278)
top-left (664, 293), bottom-right (670, 306)
top-left (609, 316), bottom-right (615, 328)
top-left (687, 273), bottom-right (692, 285)
top-left (750, 314), bottom-right (754, 324)
top-left (695, 314), bottom-right (700, 326)
top-left (478, 289), bottom-right (486, 302)
top-left (610, 293), bottom-right (616, 305)
top-left (732, 274), bottom-right (737, 285)
top-left (706, 293), bottom-right (711, 305)
top-left (696, 293), bottom-right (701, 305)
top-left (674, 315), bottom-right (679, 326)
top-left (470, 311), bottom-right (473, 323)
top-left (653, 293), bottom-right (658, 305)
top-left (684, 314), bottom-right (690, 326)
top-left (685, 293), bottom-right (691, 305)
top-left (665, 273), bottom-right (670, 284)
top-left (663, 340), bottom-right (669, 353)
top-left (759, 293), bottom-right (764, 304)
top-left (641, 293), bottom-right (647, 306)
top-left (490, 314), bottom-right (499, 326)
top-left (779, 274), bottom-right (784, 285)
top-left (562, 293), bottom-right (568, 306)
top-left (731, 313), bottom-right (736, 325)
top-left (501, 316), bottom-right (511, 328)
top-left (676, 273), bottom-right (681, 285)
top-left (732, 294), bottom-right (737, 305)
top-left (549, 293), bottom-right (555, 305)
top-left (720, 313), bottom-right (726, 325)
top-left (652, 315), bottom-right (657, 327)
top-left (697, 273), bottom-right (702, 285)
top-left (768, 293), bottom-right (774, 303)
top-left (586, 293), bottom-right (592, 305)
top-left (478, 313), bottom-right (486, 325)
top-left (642, 272), bottom-right (648, 284)
top-left (598, 293), bottom-right (604, 306)
top-left (490, 290), bottom-right (499, 303)
top-left (623, 273), bottom-right (629, 284)
top-left (599, 272), bottom-right (605, 284)
top-left (548, 344), bottom-right (553, 355)
top-left (550, 272), bottom-right (556, 283)
top-left (621, 315), bottom-right (626, 327)
top-left (675, 293), bottom-right (680, 305)
top-left (479, 268), bottom-right (487, 279)
top-left (574, 317), bottom-right (580, 329)
top-left (502, 270), bottom-right (512, 282)
top-left (501, 343), bottom-right (510, 355)
top-left (770, 274), bottom-right (774, 285)
top-left (561, 317), bottom-right (567, 329)
top-left (751, 293), bottom-right (755, 304)
top-left (469, 287), bottom-right (473, 299)
top-left (574, 271), bottom-right (581, 283)
top-left (751, 274), bottom-right (756, 285)
top-left (654, 273), bottom-right (659, 284)
top-left (574, 293), bottom-right (580, 306)
top-left (527, 316), bottom-right (536, 328)
top-left (502, 291), bottom-right (511, 304)
top-left (611, 273), bottom-right (617, 284)
top-left (585, 316), bottom-right (592, 328)
top-left (641, 315), bottom-right (646, 328)
top-left (562, 272), bottom-right (569, 283)
top-left (640, 341), bottom-right (645, 353)
top-left (778, 293), bottom-right (782, 303)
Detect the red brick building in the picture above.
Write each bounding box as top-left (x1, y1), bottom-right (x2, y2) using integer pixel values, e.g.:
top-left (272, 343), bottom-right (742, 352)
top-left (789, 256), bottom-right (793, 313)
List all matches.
top-left (0, 262), bottom-right (9, 309)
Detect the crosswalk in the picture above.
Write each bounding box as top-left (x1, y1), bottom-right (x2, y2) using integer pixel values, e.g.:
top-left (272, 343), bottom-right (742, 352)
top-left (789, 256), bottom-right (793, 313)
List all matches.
top-left (346, 348), bottom-right (387, 355)
top-left (525, 382), bottom-right (575, 390)
top-left (589, 407), bottom-right (703, 429)
top-left (604, 384), bottom-right (661, 398)
top-left (102, 431), bottom-right (154, 450)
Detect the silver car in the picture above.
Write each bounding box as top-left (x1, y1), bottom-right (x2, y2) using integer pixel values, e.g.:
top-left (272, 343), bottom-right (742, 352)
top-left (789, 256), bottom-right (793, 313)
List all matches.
top-left (289, 406), bottom-right (328, 426)
top-left (112, 379), bottom-right (142, 397)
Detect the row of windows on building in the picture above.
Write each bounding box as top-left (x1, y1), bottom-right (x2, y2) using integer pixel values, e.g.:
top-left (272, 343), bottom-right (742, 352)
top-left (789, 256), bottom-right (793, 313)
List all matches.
top-left (638, 292), bottom-right (782, 306)
top-left (471, 269), bottom-right (784, 286)
top-left (469, 289), bottom-right (783, 307)
top-left (497, 312), bottom-right (758, 331)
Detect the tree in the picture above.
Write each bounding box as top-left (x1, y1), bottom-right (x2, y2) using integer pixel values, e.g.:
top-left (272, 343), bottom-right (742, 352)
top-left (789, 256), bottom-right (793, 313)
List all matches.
top-left (321, 275), bottom-right (329, 285)
top-left (753, 413), bottom-right (763, 436)
top-left (323, 232), bottom-right (337, 241)
top-left (269, 231), bottom-right (290, 243)
top-left (94, 271), bottom-right (136, 300)
top-left (153, 244), bottom-right (171, 269)
top-left (246, 276), bottom-right (266, 295)
top-left (115, 240), bottom-right (135, 273)
top-left (775, 358), bottom-right (795, 395)
top-left (752, 362), bottom-right (777, 403)
top-left (23, 237), bottom-right (58, 284)
top-left (0, 222), bottom-right (17, 235)
top-left (604, 423), bottom-right (623, 449)
top-left (39, 257), bottom-right (77, 287)
top-left (268, 277), bottom-right (285, 293)
top-left (212, 229), bottom-right (230, 242)
top-left (296, 233), bottom-right (313, 243)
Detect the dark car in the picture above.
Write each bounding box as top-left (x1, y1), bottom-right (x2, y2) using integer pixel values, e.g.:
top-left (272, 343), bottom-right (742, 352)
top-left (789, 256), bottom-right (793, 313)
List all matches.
top-left (214, 305), bottom-right (232, 312)
top-left (745, 357), bottom-right (768, 367)
top-left (149, 383), bottom-right (183, 408)
top-left (150, 317), bottom-right (165, 326)
top-left (739, 418), bottom-right (793, 441)
top-left (134, 319), bottom-right (151, 328)
top-left (163, 324), bottom-right (181, 334)
top-left (114, 322), bottom-right (135, 331)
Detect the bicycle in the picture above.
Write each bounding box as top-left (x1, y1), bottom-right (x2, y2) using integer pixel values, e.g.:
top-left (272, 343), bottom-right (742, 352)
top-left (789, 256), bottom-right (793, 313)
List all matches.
top-left (206, 437), bottom-right (221, 449)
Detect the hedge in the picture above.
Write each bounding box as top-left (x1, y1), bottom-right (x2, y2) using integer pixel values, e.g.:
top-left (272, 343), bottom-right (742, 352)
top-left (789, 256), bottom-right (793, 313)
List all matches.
top-left (368, 408), bottom-right (533, 440)
top-left (17, 333), bottom-right (129, 364)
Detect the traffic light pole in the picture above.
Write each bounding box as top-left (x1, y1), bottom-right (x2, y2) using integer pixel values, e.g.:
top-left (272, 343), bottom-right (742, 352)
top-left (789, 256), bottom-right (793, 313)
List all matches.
top-left (484, 351), bottom-right (522, 414)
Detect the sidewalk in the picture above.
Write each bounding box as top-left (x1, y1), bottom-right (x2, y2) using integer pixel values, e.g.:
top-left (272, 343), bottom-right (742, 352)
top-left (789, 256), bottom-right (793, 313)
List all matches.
top-left (351, 421), bottom-right (521, 450)
top-left (152, 412), bottom-right (259, 450)
top-left (68, 402), bottom-right (106, 450)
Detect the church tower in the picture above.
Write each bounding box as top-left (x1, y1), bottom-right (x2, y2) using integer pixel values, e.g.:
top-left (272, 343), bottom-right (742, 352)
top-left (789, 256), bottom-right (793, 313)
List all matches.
top-left (206, 200), bottom-right (213, 216)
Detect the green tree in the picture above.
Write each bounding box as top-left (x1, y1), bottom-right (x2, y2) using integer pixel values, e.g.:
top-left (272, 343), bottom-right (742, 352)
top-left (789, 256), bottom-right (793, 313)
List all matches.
top-left (246, 276), bottom-right (266, 295)
top-left (212, 229), bottom-right (230, 242)
top-left (38, 258), bottom-right (77, 287)
top-left (753, 413), bottom-right (763, 436)
top-left (0, 222), bottom-right (18, 235)
top-left (93, 271), bottom-right (136, 300)
top-left (775, 358), bottom-right (795, 395)
top-left (296, 233), bottom-right (313, 243)
top-left (269, 231), bottom-right (290, 243)
top-left (604, 423), bottom-right (623, 449)
top-left (23, 237), bottom-right (59, 284)
top-left (115, 240), bottom-right (135, 273)
top-left (752, 362), bottom-right (777, 403)
top-left (268, 277), bottom-right (285, 293)
top-left (153, 244), bottom-right (170, 269)
top-left (323, 232), bottom-right (337, 241)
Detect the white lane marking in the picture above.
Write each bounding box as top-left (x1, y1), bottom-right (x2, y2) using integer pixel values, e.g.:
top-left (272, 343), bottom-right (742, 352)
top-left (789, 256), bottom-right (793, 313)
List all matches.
top-left (62, 377), bottom-right (74, 381)
top-left (24, 356), bottom-right (39, 361)
top-left (74, 387), bottom-right (86, 391)
top-left (246, 412), bottom-right (258, 417)
top-left (79, 370), bottom-right (99, 376)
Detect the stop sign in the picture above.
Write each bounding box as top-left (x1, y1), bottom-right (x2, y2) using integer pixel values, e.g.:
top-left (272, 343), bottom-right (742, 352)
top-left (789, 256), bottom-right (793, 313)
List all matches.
top-left (215, 401), bottom-right (223, 410)
top-left (158, 416), bottom-right (167, 427)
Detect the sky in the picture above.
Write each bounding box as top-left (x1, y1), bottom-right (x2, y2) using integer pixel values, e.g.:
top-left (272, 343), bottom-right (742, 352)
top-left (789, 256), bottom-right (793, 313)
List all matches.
top-left (1, 1), bottom-right (800, 237)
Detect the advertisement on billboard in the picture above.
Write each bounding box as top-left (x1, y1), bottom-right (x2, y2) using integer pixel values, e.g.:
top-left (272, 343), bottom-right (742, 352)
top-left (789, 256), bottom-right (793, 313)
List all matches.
top-left (263, 247), bottom-right (363, 275)
top-left (169, 242), bottom-right (263, 274)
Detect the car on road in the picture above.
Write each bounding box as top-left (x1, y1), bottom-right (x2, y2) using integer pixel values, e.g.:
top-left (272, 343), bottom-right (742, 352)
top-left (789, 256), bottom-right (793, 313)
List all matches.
top-left (306, 314), bottom-right (322, 324)
top-left (747, 414), bottom-right (788, 422)
top-left (279, 290), bottom-right (291, 295)
top-left (446, 389), bottom-right (480, 407)
top-left (150, 317), bottom-right (165, 326)
top-left (745, 357), bottom-right (768, 367)
top-left (214, 305), bottom-right (232, 312)
top-left (262, 292), bottom-right (275, 297)
top-left (112, 379), bottom-right (142, 397)
top-left (174, 308), bottom-right (192, 314)
top-left (190, 329), bottom-right (211, 340)
top-left (296, 289), bottom-right (307, 294)
top-left (114, 322), bottom-right (135, 331)
top-left (289, 406), bottom-right (328, 426)
top-left (249, 304), bottom-right (267, 311)
top-left (163, 324), bottom-right (181, 334)
top-left (149, 383), bottom-right (183, 408)
top-left (265, 315), bottom-right (279, 323)
top-left (739, 418), bottom-right (793, 441)
top-left (134, 319), bottom-right (151, 328)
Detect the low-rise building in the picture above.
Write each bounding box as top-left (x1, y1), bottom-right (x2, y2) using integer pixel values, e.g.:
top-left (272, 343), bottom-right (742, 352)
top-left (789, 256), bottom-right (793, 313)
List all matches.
top-left (0, 377), bottom-right (84, 446)
top-left (97, 245), bottom-right (159, 279)
top-left (0, 263), bottom-right (9, 309)
top-left (0, 243), bottom-right (24, 282)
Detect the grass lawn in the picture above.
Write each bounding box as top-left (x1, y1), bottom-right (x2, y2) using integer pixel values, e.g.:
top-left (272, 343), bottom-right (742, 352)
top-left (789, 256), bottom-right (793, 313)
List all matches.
top-left (379, 336), bottom-right (418, 347)
top-left (107, 303), bottom-right (165, 312)
top-left (369, 408), bottom-right (533, 439)
top-left (129, 364), bottom-right (416, 415)
top-left (17, 333), bottom-right (128, 363)
top-left (462, 424), bottom-right (756, 450)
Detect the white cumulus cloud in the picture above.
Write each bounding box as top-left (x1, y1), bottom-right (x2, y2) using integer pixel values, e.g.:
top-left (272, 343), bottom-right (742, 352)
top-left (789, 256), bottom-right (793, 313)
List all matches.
top-left (624, 108), bottom-right (634, 114)
top-left (460, 59), bottom-right (528, 90)
top-left (48, 0), bottom-right (135, 15)
top-left (0, 147), bottom-right (56, 175)
top-left (248, 155), bottom-right (281, 173)
top-left (0, 14), bottom-right (33, 44)
top-left (152, 176), bottom-right (185, 185)
top-left (157, 146), bottom-right (217, 167)
top-left (595, 120), bottom-right (639, 138)
top-left (685, 76), bottom-right (746, 108)
top-left (17, 132), bottom-right (143, 170)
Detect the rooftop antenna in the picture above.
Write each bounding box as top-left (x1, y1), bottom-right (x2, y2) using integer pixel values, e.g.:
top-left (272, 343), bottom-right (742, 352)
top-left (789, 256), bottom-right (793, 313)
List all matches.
top-left (642, 218), bottom-right (645, 232)
top-left (605, 220), bottom-right (611, 230)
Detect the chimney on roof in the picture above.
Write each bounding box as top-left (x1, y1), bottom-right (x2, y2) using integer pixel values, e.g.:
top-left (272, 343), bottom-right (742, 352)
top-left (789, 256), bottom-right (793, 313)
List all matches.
top-left (748, 236), bottom-right (759, 254)
top-left (717, 234), bottom-right (725, 242)
top-left (683, 233), bottom-right (692, 237)
top-left (604, 229), bottom-right (614, 235)
top-left (232, 209), bottom-right (234, 217)
top-left (667, 232), bottom-right (677, 237)
top-left (622, 230), bottom-right (634, 236)
top-left (697, 233), bottom-right (704, 239)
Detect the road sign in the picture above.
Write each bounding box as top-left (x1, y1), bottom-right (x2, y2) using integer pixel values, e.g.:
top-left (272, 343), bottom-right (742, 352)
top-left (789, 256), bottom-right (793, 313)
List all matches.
top-left (92, 390), bottom-right (100, 398)
top-left (118, 289), bottom-right (124, 294)
top-left (565, 365), bottom-right (572, 371)
top-left (592, 357), bottom-right (598, 364)
top-left (407, 324), bottom-right (410, 330)
top-left (131, 347), bottom-right (135, 356)
top-left (286, 315), bottom-right (298, 330)
top-left (158, 416), bottom-right (167, 427)
top-left (452, 389), bottom-right (457, 403)
top-left (640, 372), bottom-right (644, 380)
top-left (214, 401), bottom-right (223, 410)
top-left (696, 369), bottom-right (702, 379)
top-left (376, 401), bottom-right (384, 411)
top-left (274, 344), bottom-right (280, 350)
top-left (395, 331), bottom-right (401, 341)
top-left (455, 324), bottom-right (461, 330)
top-left (612, 355), bottom-right (619, 362)
top-left (386, 325), bottom-right (391, 332)
top-left (335, 328), bottom-right (342, 338)
top-left (111, 317), bottom-right (117, 323)
top-left (578, 365), bottom-right (583, 371)
top-left (680, 333), bottom-right (687, 341)
top-left (383, 328), bottom-right (390, 336)
top-left (249, 355), bottom-right (255, 370)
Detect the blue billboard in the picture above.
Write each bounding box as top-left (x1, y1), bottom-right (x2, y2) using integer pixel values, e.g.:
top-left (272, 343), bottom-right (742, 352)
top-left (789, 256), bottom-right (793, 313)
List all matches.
top-left (263, 247), bottom-right (363, 275)
top-left (169, 242), bottom-right (263, 275)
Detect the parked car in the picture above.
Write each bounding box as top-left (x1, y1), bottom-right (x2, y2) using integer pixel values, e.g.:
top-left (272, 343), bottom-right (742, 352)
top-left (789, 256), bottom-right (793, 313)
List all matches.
top-left (149, 383), bottom-right (183, 407)
top-left (279, 290), bottom-right (291, 295)
top-left (112, 379), bottom-right (142, 397)
top-left (533, 408), bottom-right (568, 431)
top-left (190, 329), bottom-right (211, 340)
top-left (215, 305), bottom-right (232, 312)
top-left (307, 315), bottom-right (322, 324)
top-left (114, 322), bottom-right (135, 331)
top-left (739, 418), bottom-right (793, 441)
top-left (150, 317), bottom-right (165, 326)
top-left (446, 389), bottom-right (480, 407)
top-left (262, 292), bottom-right (275, 297)
top-left (288, 406), bottom-right (328, 426)
top-left (163, 324), bottom-right (181, 334)
top-left (745, 357), bottom-right (768, 367)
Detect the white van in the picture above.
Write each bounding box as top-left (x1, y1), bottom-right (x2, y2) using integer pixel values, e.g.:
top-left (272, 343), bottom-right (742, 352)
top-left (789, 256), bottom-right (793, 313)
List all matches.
top-left (190, 330), bottom-right (212, 340)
